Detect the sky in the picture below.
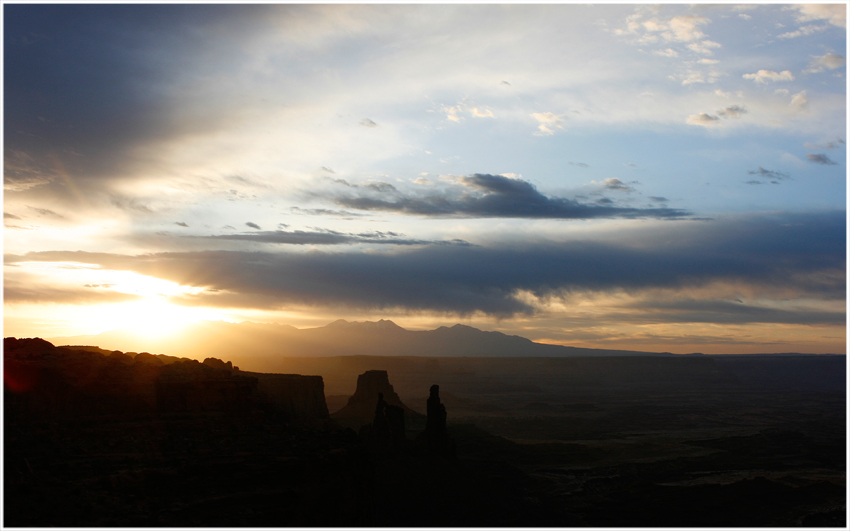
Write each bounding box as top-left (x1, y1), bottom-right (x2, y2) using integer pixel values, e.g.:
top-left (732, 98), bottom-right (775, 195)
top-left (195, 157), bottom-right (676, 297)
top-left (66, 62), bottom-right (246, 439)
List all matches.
top-left (4, 3), bottom-right (846, 354)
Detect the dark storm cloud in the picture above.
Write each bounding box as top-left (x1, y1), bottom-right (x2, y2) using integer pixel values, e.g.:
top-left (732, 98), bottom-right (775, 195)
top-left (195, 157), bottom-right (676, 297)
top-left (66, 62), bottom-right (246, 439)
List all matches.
top-left (8, 211), bottom-right (843, 318)
top-left (806, 153), bottom-right (837, 165)
top-left (747, 167), bottom-right (790, 180)
top-left (201, 229), bottom-right (471, 247)
top-left (325, 173), bottom-right (689, 219)
top-left (4, 4), bottom-right (275, 194)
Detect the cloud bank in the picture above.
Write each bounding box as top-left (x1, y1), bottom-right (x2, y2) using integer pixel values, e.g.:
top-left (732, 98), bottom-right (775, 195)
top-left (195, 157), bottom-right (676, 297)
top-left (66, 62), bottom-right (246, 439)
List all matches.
top-left (8, 212), bottom-right (843, 319)
top-left (322, 174), bottom-right (690, 219)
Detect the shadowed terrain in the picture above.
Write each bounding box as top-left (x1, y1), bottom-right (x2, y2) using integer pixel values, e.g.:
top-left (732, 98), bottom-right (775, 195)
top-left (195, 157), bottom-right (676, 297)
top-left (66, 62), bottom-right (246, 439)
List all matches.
top-left (4, 337), bottom-right (845, 527)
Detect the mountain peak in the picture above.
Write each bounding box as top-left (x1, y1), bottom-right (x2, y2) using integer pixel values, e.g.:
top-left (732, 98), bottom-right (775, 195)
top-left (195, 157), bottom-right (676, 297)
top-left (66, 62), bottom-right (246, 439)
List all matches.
top-left (324, 319), bottom-right (405, 332)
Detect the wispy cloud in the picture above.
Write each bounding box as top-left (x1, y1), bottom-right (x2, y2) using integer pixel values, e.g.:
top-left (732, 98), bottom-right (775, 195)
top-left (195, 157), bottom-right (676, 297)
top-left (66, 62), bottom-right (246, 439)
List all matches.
top-left (742, 69), bottom-right (794, 84)
top-left (804, 53), bottom-right (846, 73)
top-left (789, 90), bottom-right (809, 112)
top-left (531, 112), bottom-right (564, 135)
top-left (201, 228), bottom-right (471, 247)
top-left (806, 153), bottom-right (837, 165)
top-left (747, 167), bottom-right (790, 181)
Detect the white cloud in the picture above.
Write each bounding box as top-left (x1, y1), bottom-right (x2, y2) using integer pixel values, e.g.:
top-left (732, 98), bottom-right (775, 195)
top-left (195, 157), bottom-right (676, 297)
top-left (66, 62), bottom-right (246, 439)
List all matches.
top-left (687, 39), bottom-right (721, 55)
top-left (667, 15), bottom-right (711, 42)
top-left (789, 90), bottom-right (809, 112)
top-left (653, 48), bottom-right (679, 58)
top-left (786, 4), bottom-right (846, 28)
top-left (675, 69), bottom-right (720, 86)
top-left (804, 53), bottom-right (846, 73)
top-left (742, 69), bottom-right (794, 84)
top-left (441, 102), bottom-right (496, 121)
top-left (738, 14), bottom-right (752, 21)
top-left (774, 88), bottom-right (790, 96)
top-left (778, 24), bottom-right (829, 39)
top-left (617, 11), bottom-right (711, 45)
top-left (442, 104), bottom-right (462, 122)
top-left (699, 58), bottom-right (720, 65)
top-left (470, 107), bottom-right (495, 118)
top-left (715, 89), bottom-right (742, 98)
top-left (531, 112), bottom-right (565, 135)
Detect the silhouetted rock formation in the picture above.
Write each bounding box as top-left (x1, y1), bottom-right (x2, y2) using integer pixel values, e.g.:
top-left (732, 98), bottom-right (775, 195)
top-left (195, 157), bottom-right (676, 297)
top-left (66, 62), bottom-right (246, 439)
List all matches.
top-left (4, 337), bottom-right (328, 422)
top-left (363, 392), bottom-right (407, 454)
top-left (156, 359), bottom-right (257, 415)
top-left (202, 357), bottom-right (233, 371)
top-left (331, 370), bottom-right (419, 424)
top-left (245, 372), bottom-right (330, 421)
top-left (420, 384), bottom-right (455, 458)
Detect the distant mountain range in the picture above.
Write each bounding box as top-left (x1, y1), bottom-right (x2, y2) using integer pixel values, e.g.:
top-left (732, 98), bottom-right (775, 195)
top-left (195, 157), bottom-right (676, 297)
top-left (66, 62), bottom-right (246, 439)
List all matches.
top-left (48, 319), bottom-right (677, 361)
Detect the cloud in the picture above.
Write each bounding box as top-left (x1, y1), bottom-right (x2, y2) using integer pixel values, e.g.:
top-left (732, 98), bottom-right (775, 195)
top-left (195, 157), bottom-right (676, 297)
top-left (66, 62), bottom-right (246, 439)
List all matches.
top-left (622, 13), bottom-right (710, 43)
top-left (175, 221), bottom-right (189, 227)
top-left (290, 206), bottom-right (363, 217)
top-left (742, 69), bottom-right (794, 84)
top-left (785, 4), bottom-right (845, 28)
top-left (653, 48), bottom-right (678, 58)
top-left (804, 138), bottom-right (845, 150)
top-left (744, 180), bottom-right (765, 185)
top-left (789, 90), bottom-right (809, 112)
top-left (245, 222), bottom-right (261, 229)
top-left (5, 213), bottom-right (22, 220)
top-left (595, 178), bottom-right (636, 192)
top-left (686, 39), bottom-right (721, 55)
top-left (359, 118), bottom-right (378, 127)
top-left (470, 107), bottom-right (495, 118)
top-left (27, 206), bottom-right (65, 219)
top-left (531, 112), bottom-right (565, 135)
top-left (804, 53), bottom-right (846, 73)
top-left (716, 105), bottom-right (747, 118)
top-left (8, 211), bottom-right (844, 317)
top-left (323, 173), bottom-right (690, 219)
top-left (110, 195), bottom-right (154, 214)
top-left (686, 112), bottom-right (719, 126)
top-left (778, 24), bottom-right (830, 39)
top-left (648, 196), bottom-right (668, 203)
top-left (747, 167), bottom-right (790, 180)
top-left (200, 228), bottom-right (471, 247)
top-left (440, 102), bottom-right (495, 122)
top-left (569, 162), bottom-right (589, 168)
top-left (806, 153), bottom-right (837, 165)
top-left (4, 280), bottom-right (143, 305)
